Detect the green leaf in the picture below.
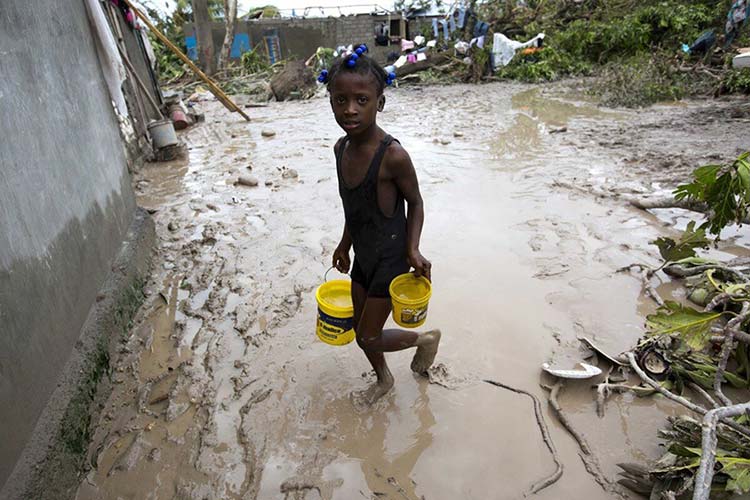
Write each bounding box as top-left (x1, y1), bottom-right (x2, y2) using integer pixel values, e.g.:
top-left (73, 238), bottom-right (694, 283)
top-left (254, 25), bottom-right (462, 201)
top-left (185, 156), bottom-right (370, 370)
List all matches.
top-left (724, 370), bottom-right (747, 389)
top-left (646, 301), bottom-right (724, 350)
top-left (674, 257), bottom-right (720, 266)
top-left (674, 165), bottom-right (721, 201)
top-left (737, 161), bottom-right (750, 204)
top-left (719, 457), bottom-right (750, 494)
top-left (652, 221), bottom-right (710, 262)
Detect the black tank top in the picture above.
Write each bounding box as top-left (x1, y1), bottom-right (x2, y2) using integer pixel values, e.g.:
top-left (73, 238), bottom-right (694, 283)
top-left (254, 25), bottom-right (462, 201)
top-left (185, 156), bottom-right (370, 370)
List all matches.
top-left (336, 135), bottom-right (408, 271)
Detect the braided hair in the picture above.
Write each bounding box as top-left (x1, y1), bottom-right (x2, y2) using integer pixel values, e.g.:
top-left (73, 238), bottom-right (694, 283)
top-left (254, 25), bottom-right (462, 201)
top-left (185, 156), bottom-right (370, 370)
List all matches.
top-left (318, 45), bottom-right (396, 95)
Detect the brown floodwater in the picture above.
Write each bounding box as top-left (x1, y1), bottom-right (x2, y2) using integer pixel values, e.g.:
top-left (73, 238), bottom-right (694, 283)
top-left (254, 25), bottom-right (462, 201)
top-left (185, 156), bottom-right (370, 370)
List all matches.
top-left (76, 83), bottom-right (748, 500)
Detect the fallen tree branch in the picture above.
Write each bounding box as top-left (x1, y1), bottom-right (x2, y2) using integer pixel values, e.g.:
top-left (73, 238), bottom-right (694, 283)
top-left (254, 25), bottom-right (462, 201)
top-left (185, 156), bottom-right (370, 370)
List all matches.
top-left (688, 382), bottom-right (720, 410)
top-left (627, 353), bottom-right (750, 439)
top-left (714, 302), bottom-right (750, 406)
top-left (484, 379), bottom-right (563, 495)
top-left (704, 293), bottom-right (733, 312)
top-left (664, 264), bottom-right (749, 283)
top-left (621, 264), bottom-right (665, 306)
top-left (628, 196), bottom-right (709, 213)
top-left (543, 381), bottom-right (628, 498)
top-left (641, 268), bottom-right (665, 307)
top-left (396, 54), bottom-right (452, 78)
top-left (693, 402), bottom-right (750, 500)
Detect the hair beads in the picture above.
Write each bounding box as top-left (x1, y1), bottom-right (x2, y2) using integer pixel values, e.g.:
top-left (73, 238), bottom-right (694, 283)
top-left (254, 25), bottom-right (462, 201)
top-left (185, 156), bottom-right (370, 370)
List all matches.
top-left (317, 45), bottom-right (395, 90)
top-left (347, 44), bottom-right (368, 68)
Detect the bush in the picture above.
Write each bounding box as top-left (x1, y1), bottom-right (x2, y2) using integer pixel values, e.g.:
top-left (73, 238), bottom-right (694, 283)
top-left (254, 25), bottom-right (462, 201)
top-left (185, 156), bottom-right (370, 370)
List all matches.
top-left (496, 46), bottom-right (592, 82)
top-left (723, 69), bottom-right (750, 94)
top-left (241, 47), bottom-right (270, 73)
top-left (590, 55), bottom-right (687, 107)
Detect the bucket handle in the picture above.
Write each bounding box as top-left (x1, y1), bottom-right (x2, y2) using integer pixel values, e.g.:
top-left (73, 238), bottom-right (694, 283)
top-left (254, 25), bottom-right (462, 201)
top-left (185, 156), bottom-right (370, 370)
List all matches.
top-left (324, 265), bottom-right (349, 282)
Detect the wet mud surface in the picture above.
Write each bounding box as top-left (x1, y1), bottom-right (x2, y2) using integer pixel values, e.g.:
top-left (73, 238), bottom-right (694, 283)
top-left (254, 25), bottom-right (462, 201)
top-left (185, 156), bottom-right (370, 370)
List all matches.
top-left (76, 83), bottom-right (748, 499)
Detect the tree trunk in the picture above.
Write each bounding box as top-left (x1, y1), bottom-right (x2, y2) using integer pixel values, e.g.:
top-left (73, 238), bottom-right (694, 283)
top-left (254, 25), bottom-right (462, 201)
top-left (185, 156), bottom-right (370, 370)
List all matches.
top-left (218, 0), bottom-right (237, 70)
top-left (193, 0), bottom-right (215, 75)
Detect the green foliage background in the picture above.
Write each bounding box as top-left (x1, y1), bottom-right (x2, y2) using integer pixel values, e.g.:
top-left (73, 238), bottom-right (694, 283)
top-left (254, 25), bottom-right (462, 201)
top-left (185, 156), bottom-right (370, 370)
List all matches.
top-left (483, 0), bottom-right (750, 105)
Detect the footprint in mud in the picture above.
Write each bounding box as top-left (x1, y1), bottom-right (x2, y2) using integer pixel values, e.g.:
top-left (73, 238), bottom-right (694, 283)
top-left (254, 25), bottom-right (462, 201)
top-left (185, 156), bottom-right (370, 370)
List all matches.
top-left (426, 363), bottom-right (477, 390)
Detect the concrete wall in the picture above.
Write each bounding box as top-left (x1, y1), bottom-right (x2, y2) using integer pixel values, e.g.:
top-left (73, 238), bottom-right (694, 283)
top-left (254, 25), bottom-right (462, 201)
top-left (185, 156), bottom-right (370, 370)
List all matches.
top-left (0, 0), bottom-right (138, 488)
top-left (185, 14), bottom-right (402, 64)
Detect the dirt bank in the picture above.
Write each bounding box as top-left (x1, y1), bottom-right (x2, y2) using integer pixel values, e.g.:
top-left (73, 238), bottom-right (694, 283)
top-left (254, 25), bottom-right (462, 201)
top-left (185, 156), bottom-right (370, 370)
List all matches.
top-left (76, 82), bottom-right (747, 499)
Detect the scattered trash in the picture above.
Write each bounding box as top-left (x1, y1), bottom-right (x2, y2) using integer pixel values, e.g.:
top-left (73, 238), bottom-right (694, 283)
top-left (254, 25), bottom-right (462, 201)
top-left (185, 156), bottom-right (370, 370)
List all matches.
top-left (147, 119), bottom-right (178, 149)
top-left (734, 51), bottom-right (750, 68)
top-left (681, 29), bottom-right (716, 55)
top-left (542, 361), bottom-right (602, 379)
top-left (491, 33), bottom-right (546, 69)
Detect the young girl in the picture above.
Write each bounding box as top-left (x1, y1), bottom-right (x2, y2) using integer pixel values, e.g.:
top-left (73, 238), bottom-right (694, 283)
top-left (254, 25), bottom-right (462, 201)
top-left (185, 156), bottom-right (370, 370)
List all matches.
top-left (321, 47), bottom-right (441, 406)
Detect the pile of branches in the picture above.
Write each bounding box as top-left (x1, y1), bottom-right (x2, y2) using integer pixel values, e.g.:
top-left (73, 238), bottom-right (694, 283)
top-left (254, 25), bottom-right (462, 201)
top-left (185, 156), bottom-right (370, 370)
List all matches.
top-left (611, 152), bottom-right (750, 499)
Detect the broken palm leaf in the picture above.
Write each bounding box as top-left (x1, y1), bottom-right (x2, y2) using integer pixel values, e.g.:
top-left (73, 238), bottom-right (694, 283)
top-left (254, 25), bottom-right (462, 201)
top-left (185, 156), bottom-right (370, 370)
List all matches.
top-left (672, 364), bottom-right (713, 389)
top-left (646, 301), bottom-right (723, 350)
top-left (719, 457), bottom-right (750, 494)
top-left (724, 370), bottom-right (747, 389)
top-left (673, 361), bottom-right (747, 389)
top-left (667, 444), bottom-right (702, 458)
top-left (652, 221), bottom-right (710, 263)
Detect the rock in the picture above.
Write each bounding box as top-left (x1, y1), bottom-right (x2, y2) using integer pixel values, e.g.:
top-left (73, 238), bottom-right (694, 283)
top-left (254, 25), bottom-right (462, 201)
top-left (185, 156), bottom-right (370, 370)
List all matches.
top-left (282, 168), bottom-right (299, 179)
top-left (261, 130), bottom-right (276, 138)
top-left (270, 60), bottom-right (316, 101)
top-left (440, 139), bottom-right (451, 145)
top-left (167, 221), bottom-right (179, 232)
top-left (265, 180), bottom-right (274, 187)
top-left (236, 175), bottom-right (259, 187)
top-left (549, 126), bottom-right (568, 134)
top-left (453, 131), bottom-right (464, 137)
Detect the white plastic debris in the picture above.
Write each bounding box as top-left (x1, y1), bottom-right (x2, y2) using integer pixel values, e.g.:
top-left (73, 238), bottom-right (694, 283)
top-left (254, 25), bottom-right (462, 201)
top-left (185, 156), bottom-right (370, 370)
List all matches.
top-left (541, 362), bottom-right (602, 379)
top-left (492, 33), bottom-right (546, 69)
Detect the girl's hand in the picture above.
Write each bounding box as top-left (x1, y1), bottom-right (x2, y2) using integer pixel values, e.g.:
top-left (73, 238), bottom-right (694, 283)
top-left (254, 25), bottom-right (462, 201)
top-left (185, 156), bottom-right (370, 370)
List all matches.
top-left (408, 249), bottom-right (432, 281)
top-left (332, 244), bottom-right (351, 274)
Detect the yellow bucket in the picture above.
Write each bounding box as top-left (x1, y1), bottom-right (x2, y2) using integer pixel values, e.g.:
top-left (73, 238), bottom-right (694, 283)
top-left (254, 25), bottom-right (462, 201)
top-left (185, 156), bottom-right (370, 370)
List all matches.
top-left (315, 279), bottom-right (355, 346)
top-left (389, 273), bottom-right (432, 328)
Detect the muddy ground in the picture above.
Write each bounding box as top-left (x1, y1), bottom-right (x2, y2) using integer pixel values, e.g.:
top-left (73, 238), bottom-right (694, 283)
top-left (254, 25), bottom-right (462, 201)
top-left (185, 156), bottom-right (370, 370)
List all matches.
top-left (76, 82), bottom-right (749, 500)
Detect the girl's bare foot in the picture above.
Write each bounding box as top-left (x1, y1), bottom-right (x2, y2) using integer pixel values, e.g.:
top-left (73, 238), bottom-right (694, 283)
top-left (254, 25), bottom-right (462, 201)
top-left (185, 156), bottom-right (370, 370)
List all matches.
top-left (351, 372), bottom-right (394, 408)
top-left (411, 329), bottom-right (441, 375)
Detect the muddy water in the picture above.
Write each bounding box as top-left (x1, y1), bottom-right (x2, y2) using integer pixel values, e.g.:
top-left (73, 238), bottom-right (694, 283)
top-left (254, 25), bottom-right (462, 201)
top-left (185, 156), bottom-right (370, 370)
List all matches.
top-left (76, 83), bottom-right (743, 500)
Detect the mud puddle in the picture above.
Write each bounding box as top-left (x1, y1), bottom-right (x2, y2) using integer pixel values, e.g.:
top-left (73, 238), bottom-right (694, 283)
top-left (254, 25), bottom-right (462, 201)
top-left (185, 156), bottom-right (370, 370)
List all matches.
top-left (76, 82), bottom-right (746, 499)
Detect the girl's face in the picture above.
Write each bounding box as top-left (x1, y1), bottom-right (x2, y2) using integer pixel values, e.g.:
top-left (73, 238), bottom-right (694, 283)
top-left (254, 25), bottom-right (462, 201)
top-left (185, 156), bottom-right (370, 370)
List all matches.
top-left (329, 71), bottom-right (385, 137)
